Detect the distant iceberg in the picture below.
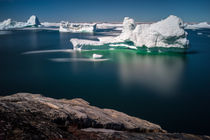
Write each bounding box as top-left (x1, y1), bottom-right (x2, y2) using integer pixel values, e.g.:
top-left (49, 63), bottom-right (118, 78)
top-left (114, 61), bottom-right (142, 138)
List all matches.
top-left (59, 21), bottom-right (96, 33)
top-left (41, 22), bottom-right (60, 27)
top-left (0, 15), bottom-right (41, 30)
top-left (26, 15), bottom-right (41, 27)
top-left (96, 23), bottom-right (122, 30)
top-left (70, 15), bottom-right (189, 52)
top-left (185, 22), bottom-right (210, 29)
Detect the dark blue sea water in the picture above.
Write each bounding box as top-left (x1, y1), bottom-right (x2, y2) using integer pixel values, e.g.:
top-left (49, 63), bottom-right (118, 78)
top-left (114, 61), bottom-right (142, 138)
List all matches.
top-left (0, 29), bottom-right (210, 135)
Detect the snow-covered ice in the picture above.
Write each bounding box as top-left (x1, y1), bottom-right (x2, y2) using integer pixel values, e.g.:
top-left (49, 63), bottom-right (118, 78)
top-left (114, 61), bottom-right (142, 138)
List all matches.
top-left (185, 22), bottom-right (210, 29)
top-left (59, 21), bottom-right (96, 33)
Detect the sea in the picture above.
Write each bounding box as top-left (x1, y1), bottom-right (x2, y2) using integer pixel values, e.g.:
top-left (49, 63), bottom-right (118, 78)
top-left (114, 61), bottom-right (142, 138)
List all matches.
top-left (0, 27), bottom-right (210, 135)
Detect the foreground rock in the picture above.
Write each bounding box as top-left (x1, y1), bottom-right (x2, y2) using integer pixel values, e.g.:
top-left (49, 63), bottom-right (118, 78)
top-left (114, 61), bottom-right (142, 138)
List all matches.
top-left (0, 93), bottom-right (209, 140)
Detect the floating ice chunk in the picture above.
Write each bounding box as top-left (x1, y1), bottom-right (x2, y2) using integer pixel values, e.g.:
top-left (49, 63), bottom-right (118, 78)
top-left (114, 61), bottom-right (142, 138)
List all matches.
top-left (197, 32), bottom-right (203, 35)
top-left (185, 22), bottom-right (210, 29)
top-left (93, 54), bottom-right (103, 59)
top-left (26, 15), bottom-right (41, 26)
top-left (59, 21), bottom-right (96, 33)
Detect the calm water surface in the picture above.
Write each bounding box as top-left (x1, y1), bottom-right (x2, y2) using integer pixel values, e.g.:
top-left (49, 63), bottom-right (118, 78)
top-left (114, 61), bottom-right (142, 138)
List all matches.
top-left (0, 29), bottom-right (210, 135)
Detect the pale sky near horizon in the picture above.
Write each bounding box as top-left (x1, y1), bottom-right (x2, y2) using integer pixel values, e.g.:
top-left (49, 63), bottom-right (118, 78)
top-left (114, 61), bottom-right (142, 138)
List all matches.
top-left (0, 0), bottom-right (210, 22)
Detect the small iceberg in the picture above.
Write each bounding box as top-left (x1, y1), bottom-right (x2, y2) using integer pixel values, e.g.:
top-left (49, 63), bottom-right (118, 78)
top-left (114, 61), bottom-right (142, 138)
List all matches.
top-left (93, 54), bottom-right (103, 59)
top-left (185, 22), bottom-right (210, 30)
top-left (59, 21), bottom-right (96, 33)
top-left (70, 15), bottom-right (189, 52)
top-left (0, 15), bottom-right (41, 30)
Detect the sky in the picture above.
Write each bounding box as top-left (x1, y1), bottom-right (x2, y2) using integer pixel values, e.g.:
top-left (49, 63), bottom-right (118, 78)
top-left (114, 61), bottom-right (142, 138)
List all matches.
top-left (0, 0), bottom-right (210, 23)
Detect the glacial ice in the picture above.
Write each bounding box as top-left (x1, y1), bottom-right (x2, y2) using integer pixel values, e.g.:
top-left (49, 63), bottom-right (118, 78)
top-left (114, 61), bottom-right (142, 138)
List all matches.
top-left (185, 22), bottom-right (210, 29)
top-left (0, 15), bottom-right (41, 30)
top-left (59, 21), bottom-right (96, 33)
top-left (70, 15), bottom-right (189, 52)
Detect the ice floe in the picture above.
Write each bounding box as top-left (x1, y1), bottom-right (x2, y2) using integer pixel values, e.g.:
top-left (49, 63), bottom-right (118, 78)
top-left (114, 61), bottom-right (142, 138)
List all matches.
top-left (185, 22), bottom-right (210, 29)
top-left (59, 21), bottom-right (96, 33)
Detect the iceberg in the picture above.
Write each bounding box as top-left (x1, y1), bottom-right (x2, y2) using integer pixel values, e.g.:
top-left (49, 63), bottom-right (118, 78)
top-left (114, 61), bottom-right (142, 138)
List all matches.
top-left (0, 15), bottom-right (41, 30)
top-left (185, 22), bottom-right (210, 29)
top-left (129, 15), bottom-right (189, 48)
top-left (96, 23), bottom-right (123, 30)
top-left (41, 22), bottom-right (60, 27)
top-left (26, 15), bottom-right (41, 26)
top-left (0, 19), bottom-right (25, 30)
top-left (70, 15), bottom-right (189, 52)
top-left (59, 21), bottom-right (96, 33)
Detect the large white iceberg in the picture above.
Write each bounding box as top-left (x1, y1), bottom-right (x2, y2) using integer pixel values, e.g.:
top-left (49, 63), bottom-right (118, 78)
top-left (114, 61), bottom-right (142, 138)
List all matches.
top-left (0, 15), bottom-right (41, 30)
top-left (59, 21), bottom-right (96, 33)
top-left (129, 15), bottom-right (189, 48)
top-left (70, 15), bottom-right (189, 52)
top-left (185, 22), bottom-right (210, 29)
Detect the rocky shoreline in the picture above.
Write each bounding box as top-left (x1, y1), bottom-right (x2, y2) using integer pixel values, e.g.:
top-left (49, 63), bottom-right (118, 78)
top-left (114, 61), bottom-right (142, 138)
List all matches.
top-left (0, 93), bottom-right (209, 140)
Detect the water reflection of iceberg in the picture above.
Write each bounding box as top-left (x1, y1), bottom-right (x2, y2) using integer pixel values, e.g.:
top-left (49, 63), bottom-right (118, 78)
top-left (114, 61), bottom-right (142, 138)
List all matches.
top-left (118, 53), bottom-right (186, 94)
